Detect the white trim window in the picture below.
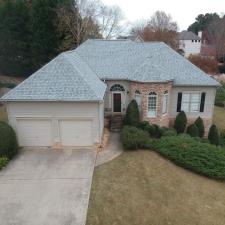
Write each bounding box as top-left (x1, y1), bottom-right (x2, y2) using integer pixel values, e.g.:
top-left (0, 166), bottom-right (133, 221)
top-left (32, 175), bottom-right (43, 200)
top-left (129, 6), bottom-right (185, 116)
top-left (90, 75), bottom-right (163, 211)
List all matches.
top-left (148, 92), bottom-right (157, 117)
top-left (134, 90), bottom-right (141, 111)
top-left (181, 92), bottom-right (201, 112)
top-left (162, 90), bottom-right (169, 114)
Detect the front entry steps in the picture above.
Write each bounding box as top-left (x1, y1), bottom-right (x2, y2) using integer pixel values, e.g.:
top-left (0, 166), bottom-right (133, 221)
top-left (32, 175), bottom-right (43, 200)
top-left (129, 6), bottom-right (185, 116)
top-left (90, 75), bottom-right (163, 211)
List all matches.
top-left (110, 115), bottom-right (123, 132)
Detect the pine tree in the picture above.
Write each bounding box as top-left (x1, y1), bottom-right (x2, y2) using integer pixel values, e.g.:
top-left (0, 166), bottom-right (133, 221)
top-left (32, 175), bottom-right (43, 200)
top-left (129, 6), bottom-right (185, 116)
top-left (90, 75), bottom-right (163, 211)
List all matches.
top-left (0, 0), bottom-right (32, 76)
top-left (30, 0), bottom-right (62, 69)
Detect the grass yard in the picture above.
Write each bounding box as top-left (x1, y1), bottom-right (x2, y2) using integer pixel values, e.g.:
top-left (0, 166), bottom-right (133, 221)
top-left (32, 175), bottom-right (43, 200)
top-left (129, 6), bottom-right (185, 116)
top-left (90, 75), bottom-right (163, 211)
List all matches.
top-left (213, 106), bottom-right (225, 131)
top-left (0, 105), bottom-right (7, 122)
top-left (87, 151), bottom-right (225, 225)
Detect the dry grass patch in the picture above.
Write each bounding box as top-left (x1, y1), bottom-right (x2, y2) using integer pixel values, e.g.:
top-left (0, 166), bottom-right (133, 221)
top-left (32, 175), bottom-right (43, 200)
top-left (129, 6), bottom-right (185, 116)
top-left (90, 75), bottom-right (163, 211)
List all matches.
top-left (87, 151), bottom-right (225, 225)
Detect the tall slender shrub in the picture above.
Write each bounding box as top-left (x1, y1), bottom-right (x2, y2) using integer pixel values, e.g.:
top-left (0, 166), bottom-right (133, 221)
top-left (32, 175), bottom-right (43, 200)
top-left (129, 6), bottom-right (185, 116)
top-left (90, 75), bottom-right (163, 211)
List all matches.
top-left (208, 124), bottom-right (220, 146)
top-left (124, 100), bottom-right (140, 127)
top-left (194, 117), bottom-right (205, 138)
top-left (174, 111), bottom-right (187, 134)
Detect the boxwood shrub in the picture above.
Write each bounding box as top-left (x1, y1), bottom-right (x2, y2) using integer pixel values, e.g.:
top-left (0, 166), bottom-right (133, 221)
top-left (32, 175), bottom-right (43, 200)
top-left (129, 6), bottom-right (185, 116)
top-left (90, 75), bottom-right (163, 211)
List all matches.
top-left (152, 135), bottom-right (225, 180)
top-left (0, 121), bottom-right (18, 159)
top-left (121, 125), bottom-right (151, 150)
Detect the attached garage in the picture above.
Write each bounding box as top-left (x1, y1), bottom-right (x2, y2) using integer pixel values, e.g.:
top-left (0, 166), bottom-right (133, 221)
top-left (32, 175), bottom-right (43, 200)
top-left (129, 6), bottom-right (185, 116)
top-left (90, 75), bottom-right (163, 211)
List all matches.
top-left (5, 102), bottom-right (104, 148)
top-left (59, 119), bottom-right (93, 147)
top-left (0, 50), bottom-right (106, 148)
top-left (17, 119), bottom-right (52, 147)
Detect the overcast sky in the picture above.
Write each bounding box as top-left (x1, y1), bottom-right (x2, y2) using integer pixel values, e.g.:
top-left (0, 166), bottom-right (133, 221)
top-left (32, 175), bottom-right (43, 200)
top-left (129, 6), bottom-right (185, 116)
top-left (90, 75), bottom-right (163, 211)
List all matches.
top-left (102, 0), bottom-right (225, 31)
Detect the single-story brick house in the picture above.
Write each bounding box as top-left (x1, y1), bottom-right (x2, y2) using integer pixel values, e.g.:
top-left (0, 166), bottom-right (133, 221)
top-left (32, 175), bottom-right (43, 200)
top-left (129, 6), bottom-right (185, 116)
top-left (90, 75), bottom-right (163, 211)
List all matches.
top-left (1, 39), bottom-right (220, 147)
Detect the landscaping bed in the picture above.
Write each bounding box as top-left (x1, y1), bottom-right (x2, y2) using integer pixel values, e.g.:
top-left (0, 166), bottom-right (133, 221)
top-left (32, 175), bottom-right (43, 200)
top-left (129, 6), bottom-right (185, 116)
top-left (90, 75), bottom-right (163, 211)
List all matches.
top-left (121, 100), bottom-right (225, 181)
top-left (153, 135), bottom-right (225, 180)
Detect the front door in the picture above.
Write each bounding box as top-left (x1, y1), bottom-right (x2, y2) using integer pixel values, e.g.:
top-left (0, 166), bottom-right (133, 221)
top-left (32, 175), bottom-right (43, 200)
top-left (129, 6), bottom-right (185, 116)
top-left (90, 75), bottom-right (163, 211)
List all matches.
top-left (113, 93), bottom-right (122, 112)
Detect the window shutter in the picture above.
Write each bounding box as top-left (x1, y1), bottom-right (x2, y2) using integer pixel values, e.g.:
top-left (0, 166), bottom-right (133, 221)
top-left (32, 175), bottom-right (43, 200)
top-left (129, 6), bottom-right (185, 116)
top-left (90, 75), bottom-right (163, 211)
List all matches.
top-left (200, 92), bottom-right (206, 112)
top-left (177, 92), bottom-right (182, 112)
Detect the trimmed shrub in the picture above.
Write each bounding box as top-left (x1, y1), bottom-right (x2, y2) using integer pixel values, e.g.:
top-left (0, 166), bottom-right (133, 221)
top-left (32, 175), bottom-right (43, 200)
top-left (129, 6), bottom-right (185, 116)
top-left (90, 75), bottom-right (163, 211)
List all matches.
top-left (162, 129), bottom-right (177, 137)
top-left (152, 135), bottom-right (225, 180)
top-left (208, 124), bottom-right (220, 146)
top-left (0, 157), bottom-right (8, 170)
top-left (139, 121), bottom-right (150, 130)
top-left (124, 100), bottom-right (140, 127)
top-left (178, 133), bottom-right (191, 138)
top-left (148, 125), bottom-right (156, 137)
top-left (0, 121), bottom-right (18, 159)
top-left (194, 117), bottom-right (205, 138)
top-left (186, 124), bottom-right (199, 137)
top-left (153, 124), bottom-right (162, 138)
top-left (121, 126), bottom-right (151, 150)
top-left (174, 111), bottom-right (187, 134)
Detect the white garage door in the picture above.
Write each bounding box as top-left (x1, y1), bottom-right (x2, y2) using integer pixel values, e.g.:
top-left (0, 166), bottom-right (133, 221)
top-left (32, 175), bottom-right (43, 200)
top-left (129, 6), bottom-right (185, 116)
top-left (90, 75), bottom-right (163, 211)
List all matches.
top-left (59, 120), bottom-right (93, 146)
top-left (17, 119), bottom-right (52, 147)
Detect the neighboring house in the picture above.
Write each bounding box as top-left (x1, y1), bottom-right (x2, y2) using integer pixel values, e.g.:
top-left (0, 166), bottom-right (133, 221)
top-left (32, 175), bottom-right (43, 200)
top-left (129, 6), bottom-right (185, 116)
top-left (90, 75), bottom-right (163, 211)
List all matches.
top-left (1, 39), bottom-right (220, 147)
top-left (179, 30), bottom-right (202, 57)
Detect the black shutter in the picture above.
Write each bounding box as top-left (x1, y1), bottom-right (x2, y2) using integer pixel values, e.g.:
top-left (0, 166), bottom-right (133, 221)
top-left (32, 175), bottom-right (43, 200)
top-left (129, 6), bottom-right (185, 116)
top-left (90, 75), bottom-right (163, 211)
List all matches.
top-left (200, 92), bottom-right (206, 112)
top-left (177, 92), bottom-right (182, 112)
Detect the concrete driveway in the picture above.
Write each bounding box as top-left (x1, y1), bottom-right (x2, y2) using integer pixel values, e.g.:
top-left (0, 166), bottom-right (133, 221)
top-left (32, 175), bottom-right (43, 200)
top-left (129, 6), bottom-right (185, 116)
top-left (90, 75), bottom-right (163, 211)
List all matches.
top-left (0, 148), bottom-right (96, 225)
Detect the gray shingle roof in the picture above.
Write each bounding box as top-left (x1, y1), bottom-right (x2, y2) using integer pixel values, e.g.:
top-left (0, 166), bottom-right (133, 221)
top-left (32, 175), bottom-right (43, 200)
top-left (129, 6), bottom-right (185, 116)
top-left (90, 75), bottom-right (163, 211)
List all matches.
top-left (75, 39), bottom-right (219, 86)
top-left (2, 52), bottom-right (106, 101)
top-left (2, 39), bottom-right (219, 102)
top-left (179, 30), bottom-right (201, 40)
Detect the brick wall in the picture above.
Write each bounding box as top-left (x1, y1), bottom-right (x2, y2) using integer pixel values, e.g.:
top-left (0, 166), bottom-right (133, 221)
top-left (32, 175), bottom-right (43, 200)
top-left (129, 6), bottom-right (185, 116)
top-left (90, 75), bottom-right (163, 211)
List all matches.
top-left (130, 81), bottom-right (173, 127)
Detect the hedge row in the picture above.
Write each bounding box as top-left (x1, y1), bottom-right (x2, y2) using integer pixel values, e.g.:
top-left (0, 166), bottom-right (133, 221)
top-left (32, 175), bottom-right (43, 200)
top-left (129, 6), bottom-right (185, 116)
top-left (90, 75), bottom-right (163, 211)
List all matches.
top-left (152, 135), bottom-right (225, 180)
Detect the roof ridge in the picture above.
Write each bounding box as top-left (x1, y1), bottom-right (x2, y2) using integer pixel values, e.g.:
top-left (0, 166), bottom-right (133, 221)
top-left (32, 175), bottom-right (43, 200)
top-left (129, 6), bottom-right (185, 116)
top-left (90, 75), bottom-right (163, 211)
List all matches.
top-left (62, 52), bottom-right (104, 99)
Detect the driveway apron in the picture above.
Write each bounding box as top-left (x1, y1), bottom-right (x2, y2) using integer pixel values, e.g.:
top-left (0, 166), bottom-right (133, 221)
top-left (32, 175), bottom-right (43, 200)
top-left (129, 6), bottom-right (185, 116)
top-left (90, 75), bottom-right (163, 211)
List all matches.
top-left (0, 148), bottom-right (96, 225)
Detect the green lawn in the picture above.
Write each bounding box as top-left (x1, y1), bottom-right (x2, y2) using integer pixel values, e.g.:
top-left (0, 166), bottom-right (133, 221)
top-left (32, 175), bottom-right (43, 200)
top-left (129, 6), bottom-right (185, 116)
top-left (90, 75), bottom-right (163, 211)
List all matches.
top-left (87, 151), bottom-right (225, 225)
top-left (213, 106), bottom-right (225, 131)
top-left (0, 105), bottom-right (7, 122)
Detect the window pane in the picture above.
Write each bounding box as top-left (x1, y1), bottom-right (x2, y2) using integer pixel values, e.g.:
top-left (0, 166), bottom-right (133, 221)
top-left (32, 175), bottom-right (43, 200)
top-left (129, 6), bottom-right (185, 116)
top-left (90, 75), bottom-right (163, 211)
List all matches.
top-left (191, 103), bottom-right (199, 112)
top-left (191, 93), bottom-right (200, 102)
top-left (135, 95), bottom-right (141, 110)
top-left (148, 95), bottom-right (157, 117)
top-left (162, 94), bottom-right (168, 114)
top-left (182, 93), bottom-right (190, 102)
top-left (181, 102), bottom-right (189, 112)
top-left (148, 110), bottom-right (156, 117)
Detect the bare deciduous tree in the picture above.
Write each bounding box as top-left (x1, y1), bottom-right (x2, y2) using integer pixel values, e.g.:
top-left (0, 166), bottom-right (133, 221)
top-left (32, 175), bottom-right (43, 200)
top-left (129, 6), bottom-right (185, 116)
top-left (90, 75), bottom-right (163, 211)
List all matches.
top-left (97, 5), bottom-right (124, 39)
top-left (131, 11), bottom-right (179, 49)
top-left (56, 0), bottom-right (101, 51)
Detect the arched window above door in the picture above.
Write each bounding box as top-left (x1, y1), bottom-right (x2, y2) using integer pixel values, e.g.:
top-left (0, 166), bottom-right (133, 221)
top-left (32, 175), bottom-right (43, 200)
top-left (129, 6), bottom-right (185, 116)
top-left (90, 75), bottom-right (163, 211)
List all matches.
top-left (110, 84), bottom-right (125, 91)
